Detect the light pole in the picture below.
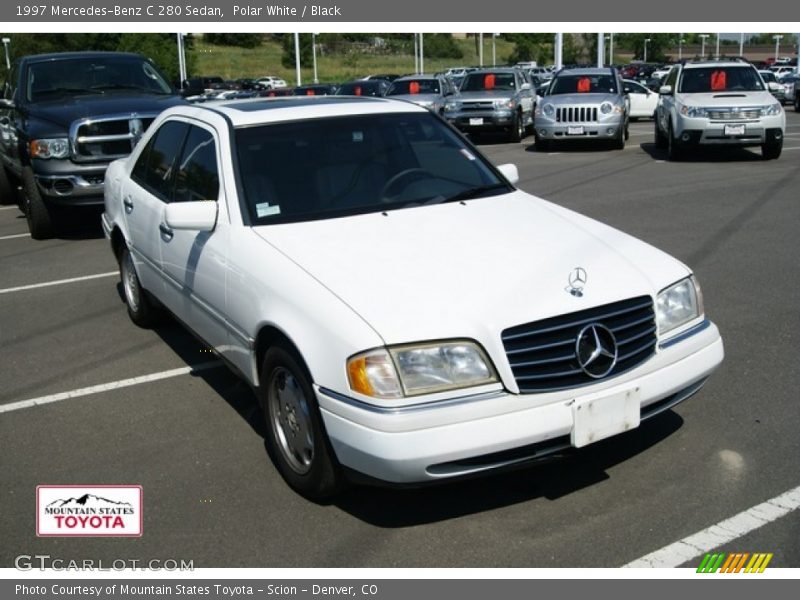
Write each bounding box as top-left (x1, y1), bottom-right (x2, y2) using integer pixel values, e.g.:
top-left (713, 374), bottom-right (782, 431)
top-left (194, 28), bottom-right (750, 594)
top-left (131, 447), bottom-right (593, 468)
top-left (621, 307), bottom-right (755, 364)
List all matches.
top-left (643, 38), bottom-right (651, 63)
top-left (699, 34), bottom-right (709, 59)
top-left (479, 33), bottom-right (484, 67)
top-left (419, 33), bottom-right (424, 74)
top-left (739, 32), bottom-right (745, 57)
top-left (679, 37), bottom-right (685, 61)
top-left (492, 33), bottom-right (499, 67)
top-left (605, 35), bottom-right (611, 65)
top-left (413, 34), bottom-right (418, 74)
top-left (176, 33), bottom-right (186, 89)
top-left (773, 34), bottom-right (783, 62)
top-left (597, 32), bottom-right (605, 68)
top-left (2, 38), bottom-right (10, 70)
top-left (555, 33), bottom-right (563, 70)
top-left (312, 33), bottom-right (318, 84)
top-left (294, 33), bottom-right (301, 86)
top-left (715, 33), bottom-right (720, 59)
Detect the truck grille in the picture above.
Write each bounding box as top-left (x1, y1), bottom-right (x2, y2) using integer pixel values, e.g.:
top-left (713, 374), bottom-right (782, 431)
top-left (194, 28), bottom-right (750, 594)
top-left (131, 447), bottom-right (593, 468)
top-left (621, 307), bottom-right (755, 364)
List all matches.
top-left (502, 296), bottom-right (656, 393)
top-left (461, 101), bottom-right (496, 112)
top-left (556, 106), bottom-right (598, 123)
top-left (71, 115), bottom-right (157, 162)
top-left (708, 108), bottom-right (761, 121)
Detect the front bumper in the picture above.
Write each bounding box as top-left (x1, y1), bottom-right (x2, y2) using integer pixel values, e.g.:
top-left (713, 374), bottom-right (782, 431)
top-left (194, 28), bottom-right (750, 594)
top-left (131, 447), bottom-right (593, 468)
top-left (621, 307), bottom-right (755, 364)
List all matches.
top-left (673, 114), bottom-right (784, 146)
top-left (534, 117), bottom-right (624, 140)
top-left (446, 110), bottom-right (515, 131)
top-left (32, 158), bottom-right (107, 206)
top-left (318, 320), bottom-right (723, 484)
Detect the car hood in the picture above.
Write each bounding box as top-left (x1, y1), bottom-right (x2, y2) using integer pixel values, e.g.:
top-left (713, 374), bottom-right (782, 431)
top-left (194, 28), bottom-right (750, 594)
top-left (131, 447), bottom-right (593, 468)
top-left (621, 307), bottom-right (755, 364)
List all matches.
top-left (677, 91), bottom-right (776, 107)
top-left (542, 93), bottom-right (621, 105)
top-left (389, 94), bottom-right (441, 105)
top-left (458, 90), bottom-right (516, 101)
top-left (25, 93), bottom-right (186, 129)
top-left (253, 191), bottom-right (689, 345)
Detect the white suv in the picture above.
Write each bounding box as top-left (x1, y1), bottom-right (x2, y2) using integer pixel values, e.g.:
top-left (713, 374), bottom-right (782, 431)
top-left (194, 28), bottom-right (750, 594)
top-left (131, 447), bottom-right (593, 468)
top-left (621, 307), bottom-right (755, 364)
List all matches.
top-left (655, 60), bottom-right (785, 160)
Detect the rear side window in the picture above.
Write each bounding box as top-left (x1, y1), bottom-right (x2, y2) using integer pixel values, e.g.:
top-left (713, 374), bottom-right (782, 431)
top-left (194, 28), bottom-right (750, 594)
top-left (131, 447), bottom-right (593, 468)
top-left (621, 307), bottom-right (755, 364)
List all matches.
top-left (173, 126), bottom-right (219, 203)
top-left (132, 120), bottom-right (189, 201)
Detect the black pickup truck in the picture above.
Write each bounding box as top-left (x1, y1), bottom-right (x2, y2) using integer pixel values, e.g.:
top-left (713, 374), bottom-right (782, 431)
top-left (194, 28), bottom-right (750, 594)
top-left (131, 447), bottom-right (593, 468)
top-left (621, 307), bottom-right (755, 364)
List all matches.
top-left (0, 51), bottom-right (186, 238)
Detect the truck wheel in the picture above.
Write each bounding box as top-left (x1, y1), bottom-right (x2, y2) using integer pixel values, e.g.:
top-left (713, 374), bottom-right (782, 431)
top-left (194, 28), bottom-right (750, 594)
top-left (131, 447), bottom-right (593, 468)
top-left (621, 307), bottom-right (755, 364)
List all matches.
top-left (22, 167), bottom-right (55, 239)
top-left (260, 345), bottom-right (343, 501)
top-left (762, 140), bottom-right (783, 160)
top-left (508, 111), bottom-right (524, 143)
top-left (0, 165), bottom-right (15, 206)
top-left (667, 123), bottom-right (683, 161)
top-left (119, 246), bottom-right (160, 328)
top-left (654, 118), bottom-right (667, 149)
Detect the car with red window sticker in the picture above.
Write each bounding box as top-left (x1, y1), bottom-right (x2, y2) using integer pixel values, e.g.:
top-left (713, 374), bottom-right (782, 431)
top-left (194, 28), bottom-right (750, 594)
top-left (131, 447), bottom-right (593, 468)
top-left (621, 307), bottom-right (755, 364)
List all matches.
top-left (655, 59), bottom-right (785, 161)
top-left (386, 74), bottom-right (458, 115)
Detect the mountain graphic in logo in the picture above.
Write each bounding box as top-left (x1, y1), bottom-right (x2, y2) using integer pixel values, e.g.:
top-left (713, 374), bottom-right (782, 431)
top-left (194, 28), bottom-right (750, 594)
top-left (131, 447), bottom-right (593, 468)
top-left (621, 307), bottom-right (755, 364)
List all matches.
top-left (46, 493), bottom-right (133, 508)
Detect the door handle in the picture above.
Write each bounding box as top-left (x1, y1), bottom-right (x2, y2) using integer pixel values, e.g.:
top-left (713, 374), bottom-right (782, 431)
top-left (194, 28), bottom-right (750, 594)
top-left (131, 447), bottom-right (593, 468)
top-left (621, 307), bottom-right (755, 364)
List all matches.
top-left (123, 197), bottom-right (134, 213)
top-left (159, 223), bottom-right (174, 240)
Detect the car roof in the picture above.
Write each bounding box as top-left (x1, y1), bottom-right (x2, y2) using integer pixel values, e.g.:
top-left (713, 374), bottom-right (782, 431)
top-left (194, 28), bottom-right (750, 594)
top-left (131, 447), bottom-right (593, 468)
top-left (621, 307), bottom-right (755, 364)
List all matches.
top-left (683, 61), bottom-right (753, 69)
top-left (20, 51), bottom-right (145, 63)
top-left (558, 68), bottom-right (615, 76)
top-left (394, 74), bottom-right (439, 81)
top-left (184, 96), bottom-right (427, 127)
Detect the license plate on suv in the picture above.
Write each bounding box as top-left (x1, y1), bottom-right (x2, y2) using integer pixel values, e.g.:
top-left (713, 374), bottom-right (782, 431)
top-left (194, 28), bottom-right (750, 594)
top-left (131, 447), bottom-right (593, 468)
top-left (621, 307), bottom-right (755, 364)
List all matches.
top-left (724, 124), bottom-right (746, 136)
top-left (469, 118), bottom-right (484, 126)
top-left (567, 126), bottom-right (585, 135)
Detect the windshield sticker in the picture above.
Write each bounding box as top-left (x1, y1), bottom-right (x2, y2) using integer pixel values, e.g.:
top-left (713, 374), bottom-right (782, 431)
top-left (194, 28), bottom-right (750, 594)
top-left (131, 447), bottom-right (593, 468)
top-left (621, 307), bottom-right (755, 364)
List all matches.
top-left (460, 148), bottom-right (476, 161)
top-left (352, 131), bottom-right (364, 142)
top-left (256, 203), bottom-right (281, 218)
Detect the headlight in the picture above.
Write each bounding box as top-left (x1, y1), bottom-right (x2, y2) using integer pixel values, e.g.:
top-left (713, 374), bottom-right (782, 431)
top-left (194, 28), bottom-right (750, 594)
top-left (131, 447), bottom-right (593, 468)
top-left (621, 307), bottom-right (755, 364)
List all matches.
top-left (761, 102), bottom-right (782, 116)
top-left (656, 276), bottom-right (704, 336)
top-left (542, 103), bottom-right (555, 117)
top-left (444, 100), bottom-right (462, 112)
top-left (600, 102), bottom-right (613, 114)
top-left (493, 99), bottom-right (515, 110)
top-left (679, 105), bottom-right (708, 118)
top-left (30, 138), bottom-right (70, 159)
top-left (347, 340), bottom-right (497, 399)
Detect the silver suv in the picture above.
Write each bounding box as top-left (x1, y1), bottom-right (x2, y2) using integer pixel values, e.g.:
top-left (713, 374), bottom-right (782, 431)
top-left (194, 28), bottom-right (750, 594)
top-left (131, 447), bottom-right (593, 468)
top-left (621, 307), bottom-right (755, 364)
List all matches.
top-left (654, 60), bottom-right (785, 160)
top-left (533, 67), bottom-right (629, 151)
top-left (444, 68), bottom-right (535, 142)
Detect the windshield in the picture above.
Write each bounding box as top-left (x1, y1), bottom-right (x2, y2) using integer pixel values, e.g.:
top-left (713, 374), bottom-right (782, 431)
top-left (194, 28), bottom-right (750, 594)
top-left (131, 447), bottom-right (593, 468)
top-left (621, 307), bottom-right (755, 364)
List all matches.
top-left (678, 67), bottom-right (765, 93)
top-left (461, 72), bottom-right (517, 92)
top-left (26, 56), bottom-right (173, 102)
top-left (235, 113), bottom-right (508, 225)
top-left (388, 80), bottom-right (441, 95)
top-left (548, 74), bottom-right (618, 95)
top-left (759, 72), bottom-right (776, 83)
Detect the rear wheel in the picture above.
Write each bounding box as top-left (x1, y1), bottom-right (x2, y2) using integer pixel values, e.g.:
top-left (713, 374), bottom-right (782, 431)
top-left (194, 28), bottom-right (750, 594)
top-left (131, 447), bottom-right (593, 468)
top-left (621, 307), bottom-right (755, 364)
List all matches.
top-left (22, 167), bottom-right (55, 239)
top-left (260, 346), bottom-right (343, 501)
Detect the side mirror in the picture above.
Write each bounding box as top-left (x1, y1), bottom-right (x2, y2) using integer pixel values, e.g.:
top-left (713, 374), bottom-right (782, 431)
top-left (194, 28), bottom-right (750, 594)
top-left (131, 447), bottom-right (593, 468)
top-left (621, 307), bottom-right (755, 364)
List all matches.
top-left (0, 98), bottom-right (15, 110)
top-left (659, 85), bottom-right (673, 95)
top-left (164, 201), bottom-right (218, 231)
top-left (497, 163), bottom-right (519, 185)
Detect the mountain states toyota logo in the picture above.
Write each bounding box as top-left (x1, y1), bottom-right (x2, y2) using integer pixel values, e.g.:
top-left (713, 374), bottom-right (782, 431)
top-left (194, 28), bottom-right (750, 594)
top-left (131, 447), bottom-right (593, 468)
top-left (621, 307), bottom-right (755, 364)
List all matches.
top-left (36, 485), bottom-right (142, 537)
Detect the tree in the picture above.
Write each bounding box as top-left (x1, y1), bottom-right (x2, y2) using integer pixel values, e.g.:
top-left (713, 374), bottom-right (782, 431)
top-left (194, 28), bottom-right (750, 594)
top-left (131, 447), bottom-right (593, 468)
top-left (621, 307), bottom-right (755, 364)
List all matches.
top-left (422, 34), bottom-right (463, 59)
top-left (204, 33), bottom-right (262, 48)
top-left (281, 34), bottom-right (313, 70)
top-left (616, 33), bottom-right (680, 62)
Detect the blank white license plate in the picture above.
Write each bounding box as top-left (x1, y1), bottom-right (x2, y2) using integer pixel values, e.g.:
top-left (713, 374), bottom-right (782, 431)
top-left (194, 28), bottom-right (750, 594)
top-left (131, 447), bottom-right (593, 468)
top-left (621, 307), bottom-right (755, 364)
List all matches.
top-left (724, 124), bottom-right (746, 136)
top-left (469, 118), bottom-right (484, 126)
top-left (571, 387), bottom-right (641, 448)
top-left (567, 126), bottom-right (585, 135)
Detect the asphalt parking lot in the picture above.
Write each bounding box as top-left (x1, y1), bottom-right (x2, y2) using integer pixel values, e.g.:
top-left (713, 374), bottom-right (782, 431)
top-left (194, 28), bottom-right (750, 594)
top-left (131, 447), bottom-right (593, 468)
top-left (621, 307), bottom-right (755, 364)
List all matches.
top-left (1, 111), bottom-right (799, 569)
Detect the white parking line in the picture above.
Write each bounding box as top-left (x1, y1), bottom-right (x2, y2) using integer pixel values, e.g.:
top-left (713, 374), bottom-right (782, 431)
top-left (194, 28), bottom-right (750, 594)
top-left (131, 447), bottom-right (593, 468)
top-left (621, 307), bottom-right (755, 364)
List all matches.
top-left (0, 271), bottom-right (117, 295)
top-left (0, 362), bottom-right (224, 414)
top-left (0, 205), bottom-right (19, 211)
top-left (0, 233), bottom-right (30, 241)
top-left (624, 485), bottom-right (800, 568)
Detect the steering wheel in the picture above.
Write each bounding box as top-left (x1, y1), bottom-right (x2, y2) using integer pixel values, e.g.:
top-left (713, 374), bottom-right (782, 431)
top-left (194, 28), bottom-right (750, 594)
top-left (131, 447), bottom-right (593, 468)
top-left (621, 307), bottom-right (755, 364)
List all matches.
top-left (380, 168), bottom-right (434, 202)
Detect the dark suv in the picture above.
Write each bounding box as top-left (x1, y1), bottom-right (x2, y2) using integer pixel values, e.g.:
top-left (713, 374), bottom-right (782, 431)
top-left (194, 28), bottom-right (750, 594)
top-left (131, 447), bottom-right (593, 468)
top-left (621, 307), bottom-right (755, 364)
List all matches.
top-left (0, 52), bottom-right (185, 238)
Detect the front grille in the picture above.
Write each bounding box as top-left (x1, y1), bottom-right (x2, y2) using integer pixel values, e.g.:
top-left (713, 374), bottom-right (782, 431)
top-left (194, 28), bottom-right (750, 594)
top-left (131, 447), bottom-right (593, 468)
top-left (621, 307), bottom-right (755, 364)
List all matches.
top-left (502, 296), bottom-right (656, 393)
top-left (72, 116), bottom-right (156, 162)
top-left (708, 109), bottom-right (761, 121)
top-left (556, 106), bottom-right (598, 123)
top-left (461, 101), bottom-right (495, 112)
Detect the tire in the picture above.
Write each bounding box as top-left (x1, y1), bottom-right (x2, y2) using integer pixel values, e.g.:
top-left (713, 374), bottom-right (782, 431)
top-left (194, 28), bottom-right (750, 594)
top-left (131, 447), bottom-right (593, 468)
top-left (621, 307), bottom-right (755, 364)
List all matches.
top-left (762, 140), bottom-right (783, 160)
top-left (612, 126), bottom-right (625, 150)
top-left (667, 123), bottom-right (683, 161)
top-left (0, 165), bottom-right (15, 206)
top-left (508, 111), bottom-right (524, 143)
top-left (22, 167), bottom-right (55, 239)
top-left (654, 118), bottom-right (667, 149)
top-left (794, 94), bottom-right (800, 112)
top-left (118, 246), bottom-right (160, 328)
top-left (260, 345), bottom-right (343, 501)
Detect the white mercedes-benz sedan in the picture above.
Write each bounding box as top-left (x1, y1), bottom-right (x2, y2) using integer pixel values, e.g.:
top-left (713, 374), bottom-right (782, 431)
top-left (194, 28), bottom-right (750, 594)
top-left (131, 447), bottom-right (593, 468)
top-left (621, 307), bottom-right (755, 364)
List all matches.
top-left (102, 97), bottom-right (723, 499)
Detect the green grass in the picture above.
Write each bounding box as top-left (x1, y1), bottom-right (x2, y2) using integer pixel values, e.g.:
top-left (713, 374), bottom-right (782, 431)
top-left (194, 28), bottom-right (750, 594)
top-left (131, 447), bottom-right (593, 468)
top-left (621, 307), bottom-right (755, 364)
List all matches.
top-left (192, 37), bottom-right (517, 84)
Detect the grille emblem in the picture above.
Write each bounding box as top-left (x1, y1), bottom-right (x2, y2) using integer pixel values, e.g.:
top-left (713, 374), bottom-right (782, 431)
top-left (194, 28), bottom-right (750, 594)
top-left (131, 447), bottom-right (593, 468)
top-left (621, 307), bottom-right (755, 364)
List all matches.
top-left (566, 267), bottom-right (587, 297)
top-left (575, 323), bottom-right (618, 379)
top-left (129, 117), bottom-right (144, 148)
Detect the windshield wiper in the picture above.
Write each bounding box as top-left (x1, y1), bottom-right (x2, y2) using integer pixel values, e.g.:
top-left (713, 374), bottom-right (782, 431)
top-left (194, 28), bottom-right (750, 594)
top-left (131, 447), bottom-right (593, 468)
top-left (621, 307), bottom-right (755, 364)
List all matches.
top-left (90, 84), bottom-right (167, 94)
top-left (429, 183), bottom-right (509, 205)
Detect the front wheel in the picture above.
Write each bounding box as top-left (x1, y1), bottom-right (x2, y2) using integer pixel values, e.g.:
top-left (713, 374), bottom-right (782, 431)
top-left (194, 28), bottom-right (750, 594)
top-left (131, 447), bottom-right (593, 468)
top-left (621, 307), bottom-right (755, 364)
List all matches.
top-left (654, 118), bottom-right (667, 149)
top-left (667, 123), bottom-right (683, 161)
top-left (762, 140), bottom-right (783, 160)
top-left (22, 167), bottom-right (55, 239)
top-left (508, 111), bottom-right (524, 143)
top-left (260, 346), bottom-right (343, 501)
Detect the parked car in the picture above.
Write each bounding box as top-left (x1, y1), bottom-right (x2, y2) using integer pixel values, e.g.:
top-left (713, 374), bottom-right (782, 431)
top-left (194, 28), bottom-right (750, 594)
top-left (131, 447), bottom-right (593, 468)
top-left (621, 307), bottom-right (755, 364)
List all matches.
top-left (0, 51), bottom-right (185, 238)
top-left (623, 79), bottom-right (659, 119)
top-left (655, 59), bottom-right (785, 160)
top-left (256, 76), bottom-right (288, 90)
top-left (534, 67), bottom-right (629, 151)
top-left (336, 80), bottom-right (391, 97)
top-left (386, 74), bottom-right (458, 115)
top-left (102, 96), bottom-right (723, 499)
top-left (759, 70), bottom-right (789, 104)
top-left (261, 87), bottom-right (295, 98)
top-left (445, 68), bottom-right (535, 142)
top-left (358, 74), bottom-right (400, 82)
top-left (778, 74), bottom-right (800, 111)
top-left (293, 84), bottom-right (338, 96)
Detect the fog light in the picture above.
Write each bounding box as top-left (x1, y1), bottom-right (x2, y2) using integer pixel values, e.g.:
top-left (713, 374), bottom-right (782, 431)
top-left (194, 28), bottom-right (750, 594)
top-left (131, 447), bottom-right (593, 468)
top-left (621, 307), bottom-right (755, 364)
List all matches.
top-left (539, 129), bottom-right (547, 137)
top-left (607, 128), bottom-right (615, 135)
top-left (681, 132), bottom-right (691, 142)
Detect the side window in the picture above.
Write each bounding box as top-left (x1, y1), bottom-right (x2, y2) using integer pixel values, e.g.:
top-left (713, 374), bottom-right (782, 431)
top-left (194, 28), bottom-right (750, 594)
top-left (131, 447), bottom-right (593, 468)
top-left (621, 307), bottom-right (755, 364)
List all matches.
top-left (665, 67), bottom-right (679, 89)
top-left (133, 120), bottom-right (189, 201)
top-left (172, 126), bottom-right (219, 203)
top-left (3, 63), bottom-right (18, 101)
